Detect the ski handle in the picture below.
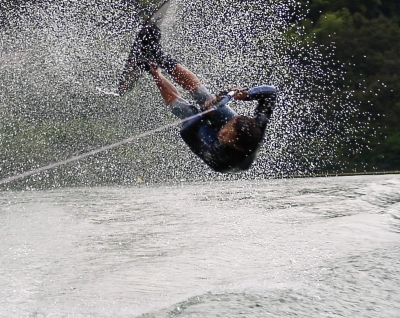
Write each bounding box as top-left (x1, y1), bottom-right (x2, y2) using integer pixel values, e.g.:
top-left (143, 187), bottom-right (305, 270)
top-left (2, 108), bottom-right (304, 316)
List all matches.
top-left (214, 90), bottom-right (236, 109)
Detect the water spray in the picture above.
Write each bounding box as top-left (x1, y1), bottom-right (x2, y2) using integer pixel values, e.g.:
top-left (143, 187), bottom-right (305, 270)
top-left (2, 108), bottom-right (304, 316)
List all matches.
top-left (0, 0), bottom-right (369, 185)
top-left (0, 109), bottom-right (210, 186)
top-left (0, 90), bottom-right (237, 186)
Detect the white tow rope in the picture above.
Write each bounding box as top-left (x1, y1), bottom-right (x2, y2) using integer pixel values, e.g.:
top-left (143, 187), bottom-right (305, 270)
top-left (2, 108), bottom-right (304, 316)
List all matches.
top-left (0, 108), bottom-right (216, 186)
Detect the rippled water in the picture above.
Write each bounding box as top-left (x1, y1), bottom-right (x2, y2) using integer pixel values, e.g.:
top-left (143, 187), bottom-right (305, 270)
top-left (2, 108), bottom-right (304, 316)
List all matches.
top-left (1, 174), bottom-right (399, 317)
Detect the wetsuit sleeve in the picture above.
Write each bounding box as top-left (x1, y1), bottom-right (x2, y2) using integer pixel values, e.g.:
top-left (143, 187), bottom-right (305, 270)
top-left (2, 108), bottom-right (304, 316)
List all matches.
top-left (207, 105), bottom-right (237, 128)
top-left (180, 104), bottom-right (236, 139)
top-left (180, 113), bottom-right (205, 141)
top-left (248, 85), bottom-right (277, 118)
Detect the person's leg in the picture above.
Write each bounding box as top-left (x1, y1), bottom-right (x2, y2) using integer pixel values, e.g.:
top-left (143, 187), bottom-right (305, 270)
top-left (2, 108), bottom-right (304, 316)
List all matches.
top-left (150, 65), bottom-right (180, 105)
top-left (169, 64), bottom-right (201, 92)
top-left (150, 65), bottom-right (199, 119)
top-left (169, 64), bottom-right (215, 107)
top-left (138, 24), bottom-right (214, 107)
top-left (138, 23), bottom-right (178, 75)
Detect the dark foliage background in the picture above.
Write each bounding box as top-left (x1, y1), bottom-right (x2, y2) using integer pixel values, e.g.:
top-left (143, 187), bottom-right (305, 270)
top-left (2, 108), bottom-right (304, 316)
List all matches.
top-left (300, 0), bottom-right (400, 171)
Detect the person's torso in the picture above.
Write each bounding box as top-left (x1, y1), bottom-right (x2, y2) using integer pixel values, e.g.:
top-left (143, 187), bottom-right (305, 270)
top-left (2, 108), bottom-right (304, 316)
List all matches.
top-left (182, 120), bottom-right (260, 173)
top-left (180, 93), bottom-right (274, 173)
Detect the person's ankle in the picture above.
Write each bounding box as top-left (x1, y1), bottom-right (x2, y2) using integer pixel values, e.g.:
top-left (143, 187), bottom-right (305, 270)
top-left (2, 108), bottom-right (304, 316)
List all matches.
top-left (149, 63), bottom-right (160, 76)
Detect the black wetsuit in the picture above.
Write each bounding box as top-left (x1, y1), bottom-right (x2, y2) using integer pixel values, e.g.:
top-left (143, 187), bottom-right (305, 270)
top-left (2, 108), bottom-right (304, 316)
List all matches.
top-left (180, 85), bottom-right (277, 173)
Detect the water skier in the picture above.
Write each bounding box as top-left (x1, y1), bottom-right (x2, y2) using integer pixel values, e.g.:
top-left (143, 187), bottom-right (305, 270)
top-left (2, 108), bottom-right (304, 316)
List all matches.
top-left (124, 24), bottom-right (277, 173)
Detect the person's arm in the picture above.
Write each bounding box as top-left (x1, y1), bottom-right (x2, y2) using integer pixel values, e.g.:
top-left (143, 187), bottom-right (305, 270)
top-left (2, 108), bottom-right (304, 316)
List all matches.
top-left (201, 92), bottom-right (237, 128)
top-left (181, 103), bottom-right (237, 141)
top-left (233, 85), bottom-right (277, 119)
top-left (247, 85), bottom-right (277, 118)
top-left (207, 105), bottom-right (237, 128)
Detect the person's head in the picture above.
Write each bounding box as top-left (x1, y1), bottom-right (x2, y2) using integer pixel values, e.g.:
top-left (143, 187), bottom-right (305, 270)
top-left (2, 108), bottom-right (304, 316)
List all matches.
top-left (218, 116), bottom-right (263, 152)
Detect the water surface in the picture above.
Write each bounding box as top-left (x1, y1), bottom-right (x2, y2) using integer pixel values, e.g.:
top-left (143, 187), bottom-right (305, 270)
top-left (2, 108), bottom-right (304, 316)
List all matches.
top-left (1, 175), bottom-right (399, 317)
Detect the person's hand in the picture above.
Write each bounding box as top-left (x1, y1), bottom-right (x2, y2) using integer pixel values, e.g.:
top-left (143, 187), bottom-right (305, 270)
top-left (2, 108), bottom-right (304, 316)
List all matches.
top-left (232, 87), bottom-right (249, 101)
top-left (203, 95), bottom-right (217, 110)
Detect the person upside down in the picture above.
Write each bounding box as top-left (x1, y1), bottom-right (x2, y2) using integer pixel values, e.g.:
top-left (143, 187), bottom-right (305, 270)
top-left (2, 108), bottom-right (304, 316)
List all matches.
top-left (120, 23), bottom-right (277, 173)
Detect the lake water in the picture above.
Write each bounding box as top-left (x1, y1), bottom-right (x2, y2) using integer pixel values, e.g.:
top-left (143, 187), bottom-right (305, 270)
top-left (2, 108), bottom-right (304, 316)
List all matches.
top-left (1, 174), bottom-right (399, 317)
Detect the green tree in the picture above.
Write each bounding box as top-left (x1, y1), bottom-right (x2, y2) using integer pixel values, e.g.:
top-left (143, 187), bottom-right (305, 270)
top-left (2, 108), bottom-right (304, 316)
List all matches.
top-left (301, 0), bottom-right (400, 170)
